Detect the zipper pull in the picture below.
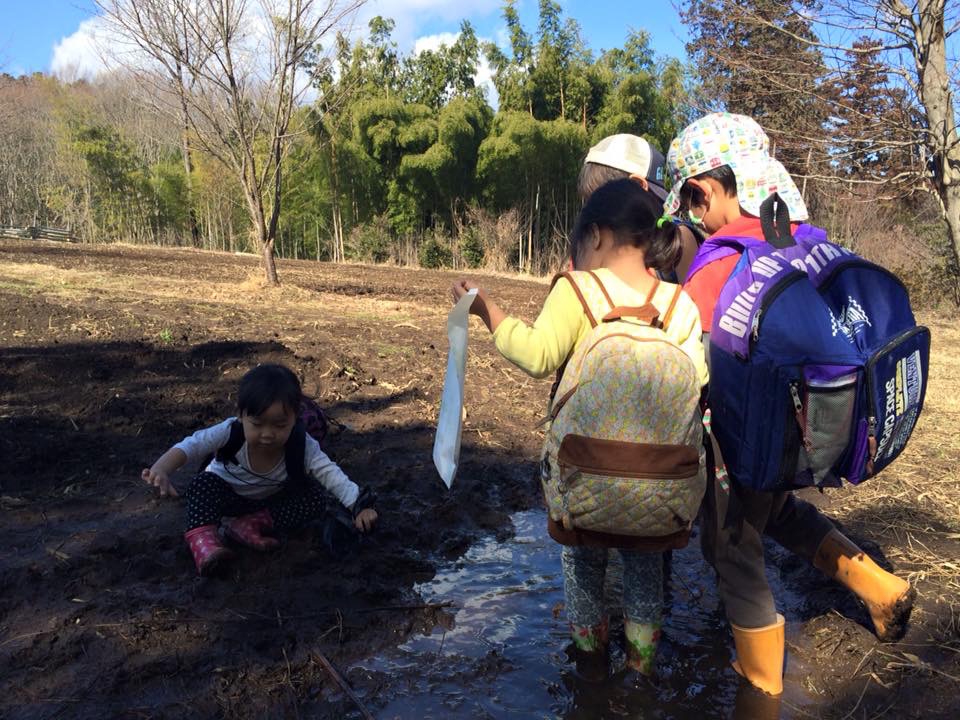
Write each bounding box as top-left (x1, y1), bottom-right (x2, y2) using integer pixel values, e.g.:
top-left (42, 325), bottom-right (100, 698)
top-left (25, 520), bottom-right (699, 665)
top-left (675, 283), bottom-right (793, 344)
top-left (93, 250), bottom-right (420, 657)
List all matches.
top-left (789, 382), bottom-right (803, 413)
top-left (751, 311), bottom-right (761, 342)
top-left (790, 382), bottom-right (812, 451)
top-left (866, 416), bottom-right (878, 475)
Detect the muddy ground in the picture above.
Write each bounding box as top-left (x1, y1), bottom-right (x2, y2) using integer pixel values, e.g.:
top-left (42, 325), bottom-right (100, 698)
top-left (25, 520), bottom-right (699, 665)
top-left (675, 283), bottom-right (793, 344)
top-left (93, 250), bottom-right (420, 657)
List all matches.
top-left (0, 239), bottom-right (958, 719)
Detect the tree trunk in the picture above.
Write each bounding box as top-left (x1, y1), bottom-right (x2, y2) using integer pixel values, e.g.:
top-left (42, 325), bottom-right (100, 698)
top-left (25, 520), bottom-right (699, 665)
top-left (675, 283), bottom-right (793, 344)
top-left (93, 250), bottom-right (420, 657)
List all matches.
top-left (244, 179), bottom-right (279, 285)
top-left (329, 139), bottom-right (344, 262)
top-left (262, 237), bottom-right (279, 285)
top-left (915, 0), bottom-right (960, 286)
top-left (176, 63), bottom-right (202, 249)
top-left (943, 183), bottom-right (960, 302)
top-left (530, 183), bottom-right (540, 273)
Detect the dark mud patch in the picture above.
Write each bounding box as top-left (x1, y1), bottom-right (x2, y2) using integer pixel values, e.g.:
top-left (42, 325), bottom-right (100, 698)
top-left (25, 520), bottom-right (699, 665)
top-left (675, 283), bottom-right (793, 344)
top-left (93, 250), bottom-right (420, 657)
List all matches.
top-left (0, 333), bottom-right (540, 719)
top-left (1, 239), bottom-right (958, 719)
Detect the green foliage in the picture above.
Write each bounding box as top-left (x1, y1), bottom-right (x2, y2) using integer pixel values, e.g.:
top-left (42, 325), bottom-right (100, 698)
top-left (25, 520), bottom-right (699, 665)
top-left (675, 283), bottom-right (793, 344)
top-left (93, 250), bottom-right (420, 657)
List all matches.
top-left (347, 215), bottom-right (393, 263)
top-left (403, 22), bottom-right (484, 109)
top-left (478, 112), bottom-right (586, 208)
top-left (459, 226), bottom-right (485, 268)
top-left (149, 161), bottom-right (190, 230)
top-left (419, 233), bottom-right (454, 268)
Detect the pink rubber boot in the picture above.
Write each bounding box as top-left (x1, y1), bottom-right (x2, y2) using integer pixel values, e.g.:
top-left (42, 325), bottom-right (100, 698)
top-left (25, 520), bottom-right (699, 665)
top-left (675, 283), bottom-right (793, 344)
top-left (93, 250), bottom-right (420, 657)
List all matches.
top-left (223, 509), bottom-right (280, 551)
top-left (184, 525), bottom-right (234, 575)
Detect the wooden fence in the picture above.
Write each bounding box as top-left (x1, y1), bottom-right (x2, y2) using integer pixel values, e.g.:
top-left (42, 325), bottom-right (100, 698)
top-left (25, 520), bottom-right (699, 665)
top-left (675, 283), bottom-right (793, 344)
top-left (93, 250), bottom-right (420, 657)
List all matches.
top-left (0, 226), bottom-right (78, 242)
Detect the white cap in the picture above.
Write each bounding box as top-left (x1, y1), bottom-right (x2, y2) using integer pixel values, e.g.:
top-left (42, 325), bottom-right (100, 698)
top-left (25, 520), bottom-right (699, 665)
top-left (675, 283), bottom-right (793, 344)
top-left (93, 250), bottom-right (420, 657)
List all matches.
top-left (584, 134), bottom-right (668, 200)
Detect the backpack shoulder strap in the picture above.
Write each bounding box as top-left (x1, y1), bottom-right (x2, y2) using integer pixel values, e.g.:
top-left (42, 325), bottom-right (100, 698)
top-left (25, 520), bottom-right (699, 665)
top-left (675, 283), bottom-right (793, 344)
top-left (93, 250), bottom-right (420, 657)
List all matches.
top-left (586, 270), bottom-right (615, 309)
top-left (554, 271), bottom-right (598, 328)
top-left (215, 420), bottom-right (245, 464)
top-left (283, 422), bottom-right (309, 488)
top-left (686, 236), bottom-right (748, 282)
top-left (660, 284), bottom-right (684, 331)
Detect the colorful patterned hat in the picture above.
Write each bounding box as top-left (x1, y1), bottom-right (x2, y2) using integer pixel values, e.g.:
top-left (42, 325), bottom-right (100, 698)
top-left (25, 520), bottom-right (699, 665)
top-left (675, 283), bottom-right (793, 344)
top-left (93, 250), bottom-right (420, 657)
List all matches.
top-left (664, 112), bottom-right (808, 221)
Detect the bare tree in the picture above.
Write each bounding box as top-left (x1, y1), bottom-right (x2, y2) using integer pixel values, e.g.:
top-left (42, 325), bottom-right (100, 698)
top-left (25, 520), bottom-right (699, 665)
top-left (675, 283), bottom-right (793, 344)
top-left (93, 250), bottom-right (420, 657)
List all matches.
top-left (683, 0), bottom-right (960, 281)
top-left (96, 0), bottom-right (364, 284)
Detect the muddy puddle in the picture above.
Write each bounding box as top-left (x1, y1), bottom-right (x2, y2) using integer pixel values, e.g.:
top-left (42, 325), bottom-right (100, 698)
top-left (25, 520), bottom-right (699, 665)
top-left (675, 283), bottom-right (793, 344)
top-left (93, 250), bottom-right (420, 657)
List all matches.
top-left (353, 509), bottom-right (819, 719)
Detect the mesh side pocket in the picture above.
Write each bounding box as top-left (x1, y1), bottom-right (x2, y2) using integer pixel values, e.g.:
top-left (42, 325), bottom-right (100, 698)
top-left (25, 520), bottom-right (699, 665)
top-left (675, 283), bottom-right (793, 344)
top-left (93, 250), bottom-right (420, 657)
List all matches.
top-left (804, 373), bottom-right (857, 483)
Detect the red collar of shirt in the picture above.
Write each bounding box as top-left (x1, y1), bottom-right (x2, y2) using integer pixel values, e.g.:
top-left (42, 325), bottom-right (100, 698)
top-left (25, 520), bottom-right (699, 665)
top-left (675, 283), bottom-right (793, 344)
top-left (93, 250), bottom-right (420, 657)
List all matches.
top-left (711, 215), bottom-right (802, 242)
top-left (711, 215), bottom-right (765, 241)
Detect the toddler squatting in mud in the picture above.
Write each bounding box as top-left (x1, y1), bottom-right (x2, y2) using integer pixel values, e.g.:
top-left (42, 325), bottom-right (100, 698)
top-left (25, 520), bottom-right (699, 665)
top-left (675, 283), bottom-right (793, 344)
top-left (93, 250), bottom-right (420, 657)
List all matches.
top-left (142, 363), bottom-right (378, 575)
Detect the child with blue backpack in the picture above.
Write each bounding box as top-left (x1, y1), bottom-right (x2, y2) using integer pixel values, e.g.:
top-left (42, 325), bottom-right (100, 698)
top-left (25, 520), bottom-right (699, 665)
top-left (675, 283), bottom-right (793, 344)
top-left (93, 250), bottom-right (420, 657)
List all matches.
top-left (664, 113), bottom-right (918, 697)
top-left (143, 363), bottom-right (378, 575)
top-left (452, 179), bottom-right (709, 676)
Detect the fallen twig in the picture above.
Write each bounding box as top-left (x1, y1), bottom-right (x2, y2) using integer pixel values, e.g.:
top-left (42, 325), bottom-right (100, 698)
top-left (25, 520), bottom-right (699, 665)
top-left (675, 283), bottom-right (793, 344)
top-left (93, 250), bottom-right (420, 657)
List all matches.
top-left (313, 651), bottom-right (374, 720)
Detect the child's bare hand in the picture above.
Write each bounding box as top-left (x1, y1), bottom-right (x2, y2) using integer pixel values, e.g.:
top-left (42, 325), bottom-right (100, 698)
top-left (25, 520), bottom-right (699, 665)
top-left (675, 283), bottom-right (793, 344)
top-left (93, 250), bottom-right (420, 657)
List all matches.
top-left (354, 508), bottom-right (378, 533)
top-left (451, 279), bottom-right (487, 312)
top-left (451, 279), bottom-right (504, 332)
top-left (142, 467), bottom-right (178, 498)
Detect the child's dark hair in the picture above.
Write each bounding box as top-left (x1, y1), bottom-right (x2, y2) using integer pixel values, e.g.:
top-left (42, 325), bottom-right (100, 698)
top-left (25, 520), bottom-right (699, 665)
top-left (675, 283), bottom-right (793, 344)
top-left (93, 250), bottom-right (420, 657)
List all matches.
top-left (677, 165), bottom-right (738, 212)
top-left (237, 364), bottom-right (302, 417)
top-left (570, 178), bottom-right (682, 272)
top-left (577, 162), bottom-right (630, 204)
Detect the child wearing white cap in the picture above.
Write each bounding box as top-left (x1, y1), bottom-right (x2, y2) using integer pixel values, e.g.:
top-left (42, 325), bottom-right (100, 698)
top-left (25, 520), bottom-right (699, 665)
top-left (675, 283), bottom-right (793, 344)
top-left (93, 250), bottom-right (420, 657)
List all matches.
top-left (578, 134), bottom-right (702, 283)
top-left (665, 112), bottom-right (915, 698)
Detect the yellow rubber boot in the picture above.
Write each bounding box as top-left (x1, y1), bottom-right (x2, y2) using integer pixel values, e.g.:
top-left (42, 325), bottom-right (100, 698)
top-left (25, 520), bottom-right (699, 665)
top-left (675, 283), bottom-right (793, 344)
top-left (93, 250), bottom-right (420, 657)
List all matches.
top-left (813, 529), bottom-right (915, 642)
top-left (730, 614), bottom-right (785, 696)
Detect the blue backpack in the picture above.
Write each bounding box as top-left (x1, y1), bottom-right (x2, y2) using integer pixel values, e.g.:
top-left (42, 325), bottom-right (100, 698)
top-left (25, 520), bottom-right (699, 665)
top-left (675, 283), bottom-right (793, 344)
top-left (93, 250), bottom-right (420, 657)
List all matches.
top-left (688, 195), bottom-right (930, 492)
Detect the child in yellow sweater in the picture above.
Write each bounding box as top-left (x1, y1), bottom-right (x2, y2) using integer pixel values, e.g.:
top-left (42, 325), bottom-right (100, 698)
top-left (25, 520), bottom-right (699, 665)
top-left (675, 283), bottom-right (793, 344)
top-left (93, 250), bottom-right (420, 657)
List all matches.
top-left (452, 179), bottom-right (708, 674)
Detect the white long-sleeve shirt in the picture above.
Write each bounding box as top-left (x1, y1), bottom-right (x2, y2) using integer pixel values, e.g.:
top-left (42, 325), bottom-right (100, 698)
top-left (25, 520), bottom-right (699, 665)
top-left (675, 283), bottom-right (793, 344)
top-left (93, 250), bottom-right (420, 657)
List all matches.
top-left (174, 418), bottom-right (359, 507)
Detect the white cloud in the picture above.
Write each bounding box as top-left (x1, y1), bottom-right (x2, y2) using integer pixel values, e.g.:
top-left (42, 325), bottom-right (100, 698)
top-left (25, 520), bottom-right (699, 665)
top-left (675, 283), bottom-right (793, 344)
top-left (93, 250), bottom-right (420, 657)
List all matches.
top-left (50, 17), bottom-right (112, 80)
top-left (413, 32), bottom-right (460, 55)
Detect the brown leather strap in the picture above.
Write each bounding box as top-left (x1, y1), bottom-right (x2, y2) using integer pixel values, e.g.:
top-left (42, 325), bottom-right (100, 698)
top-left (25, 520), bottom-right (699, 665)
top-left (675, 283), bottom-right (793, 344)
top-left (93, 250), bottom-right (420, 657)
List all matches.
top-left (644, 277), bottom-right (661, 304)
top-left (586, 270), bottom-right (615, 310)
top-left (601, 304), bottom-right (661, 325)
top-left (550, 383), bottom-right (579, 420)
top-left (660, 285), bottom-right (683, 331)
top-left (555, 272), bottom-right (596, 328)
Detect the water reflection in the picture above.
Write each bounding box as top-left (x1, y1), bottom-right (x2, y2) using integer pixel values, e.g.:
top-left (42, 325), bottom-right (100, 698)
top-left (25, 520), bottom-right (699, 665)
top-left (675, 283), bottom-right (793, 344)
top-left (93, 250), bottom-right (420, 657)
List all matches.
top-left (356, 510), bottom-right (802, 719)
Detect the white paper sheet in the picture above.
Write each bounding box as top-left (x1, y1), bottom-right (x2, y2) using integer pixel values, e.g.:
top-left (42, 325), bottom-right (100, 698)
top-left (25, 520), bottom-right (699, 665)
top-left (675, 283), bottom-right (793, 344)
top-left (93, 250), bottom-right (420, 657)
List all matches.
top-left (433, 289), bottom-right (477, 488)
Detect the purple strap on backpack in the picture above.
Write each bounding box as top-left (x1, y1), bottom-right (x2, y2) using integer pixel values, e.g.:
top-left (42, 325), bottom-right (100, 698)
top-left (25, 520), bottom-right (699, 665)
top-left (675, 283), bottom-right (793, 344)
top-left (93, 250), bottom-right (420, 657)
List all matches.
top-left (684, 235), bottom-right (744, 282)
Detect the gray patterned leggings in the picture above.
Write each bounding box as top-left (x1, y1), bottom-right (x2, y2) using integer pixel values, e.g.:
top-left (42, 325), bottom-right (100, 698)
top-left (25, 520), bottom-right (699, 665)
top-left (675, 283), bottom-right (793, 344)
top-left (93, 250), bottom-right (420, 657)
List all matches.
top-left (562, 545), bottom-right (663, 625)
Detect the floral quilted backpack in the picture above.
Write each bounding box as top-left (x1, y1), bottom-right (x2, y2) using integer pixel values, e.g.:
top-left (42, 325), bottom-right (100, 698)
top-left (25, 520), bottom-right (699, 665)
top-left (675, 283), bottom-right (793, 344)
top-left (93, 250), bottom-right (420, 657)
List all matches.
top-left (541, 271), bottom-right (706, 540)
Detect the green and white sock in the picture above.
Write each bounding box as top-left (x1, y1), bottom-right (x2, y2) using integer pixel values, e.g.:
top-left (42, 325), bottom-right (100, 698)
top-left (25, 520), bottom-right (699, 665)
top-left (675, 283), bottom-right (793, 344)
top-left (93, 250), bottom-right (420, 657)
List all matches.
top-left (625, 620), bottom-right (662, 674)
top-left (570, 618), bottom-right (609, 652)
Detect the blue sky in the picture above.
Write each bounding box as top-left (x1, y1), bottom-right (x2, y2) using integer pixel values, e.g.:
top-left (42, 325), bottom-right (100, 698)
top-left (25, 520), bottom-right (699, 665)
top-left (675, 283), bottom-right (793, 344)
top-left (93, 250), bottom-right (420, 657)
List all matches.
top-left (0, 0), bottom-right (690, 79)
